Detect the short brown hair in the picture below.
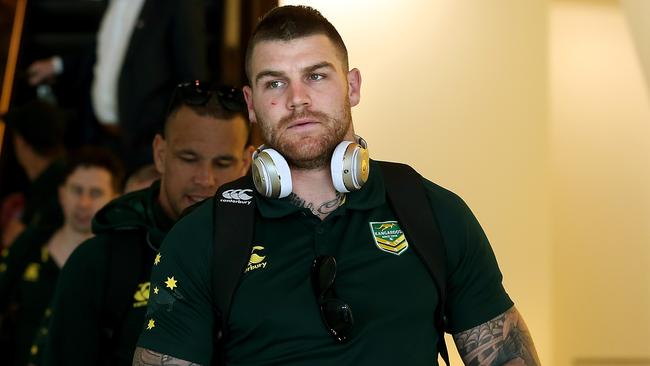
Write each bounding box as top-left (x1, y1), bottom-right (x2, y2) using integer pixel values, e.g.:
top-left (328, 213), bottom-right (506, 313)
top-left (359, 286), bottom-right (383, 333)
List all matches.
top-left (62, 146), bottom-right (125, 194)
top-left (245, 5), bottom-right (349, 82)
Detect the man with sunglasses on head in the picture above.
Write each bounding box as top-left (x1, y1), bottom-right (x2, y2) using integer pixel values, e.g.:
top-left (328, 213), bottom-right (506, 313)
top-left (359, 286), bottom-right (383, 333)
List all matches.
top-left (134, 6), bottom-right (540, 366)
top-left (40, 83), bottom-right (253, 366)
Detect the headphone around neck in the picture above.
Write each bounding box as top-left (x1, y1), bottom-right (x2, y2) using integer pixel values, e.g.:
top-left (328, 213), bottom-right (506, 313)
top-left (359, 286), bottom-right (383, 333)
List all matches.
top-left (251, 136), bottom-right (370, 199)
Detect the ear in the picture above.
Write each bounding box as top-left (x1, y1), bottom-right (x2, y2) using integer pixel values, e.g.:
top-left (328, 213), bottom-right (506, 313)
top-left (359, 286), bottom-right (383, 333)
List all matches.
top-left (13, 133), bottom-right (28, 156)
top-left (347, 68), bottom-right (362, 107)
top-left (240, 145), bottom-right (255, 175)
top-left (58, 184), bottom-right (65, 206)
top-left (242, 86), bottom-right (258, 124)
top-left (152, 134), bottom-right (166, 175)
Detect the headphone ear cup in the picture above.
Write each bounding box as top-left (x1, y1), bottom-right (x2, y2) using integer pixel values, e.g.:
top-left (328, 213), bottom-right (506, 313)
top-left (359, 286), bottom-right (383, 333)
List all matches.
top-left (330, 140), bottom-right (370, 193)
top-left (252, 148), bottom-right (293, 198)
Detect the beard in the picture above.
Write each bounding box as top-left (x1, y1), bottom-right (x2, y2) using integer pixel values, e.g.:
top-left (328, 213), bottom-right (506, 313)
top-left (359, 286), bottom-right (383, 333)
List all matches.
top-left (258, 99), bottom-right (352, 170)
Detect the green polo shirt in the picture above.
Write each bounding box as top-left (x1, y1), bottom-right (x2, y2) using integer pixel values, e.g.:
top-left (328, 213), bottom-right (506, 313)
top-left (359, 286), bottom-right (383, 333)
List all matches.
top-left (138, 161), bottom-right (513, 365)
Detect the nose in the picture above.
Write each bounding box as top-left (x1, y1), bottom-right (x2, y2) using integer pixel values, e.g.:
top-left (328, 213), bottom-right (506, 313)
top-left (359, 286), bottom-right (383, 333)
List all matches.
top-left (287, 82), bottom-right (311, 110)
top-left (78, 192), bottom-right (93, 209)
top-left (193, 164), bottom-right (217, 188)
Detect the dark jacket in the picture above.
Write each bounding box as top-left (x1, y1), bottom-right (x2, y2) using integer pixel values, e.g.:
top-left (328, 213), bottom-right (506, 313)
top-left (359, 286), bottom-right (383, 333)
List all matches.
top-left (62, 0), bottom-right (208, 167)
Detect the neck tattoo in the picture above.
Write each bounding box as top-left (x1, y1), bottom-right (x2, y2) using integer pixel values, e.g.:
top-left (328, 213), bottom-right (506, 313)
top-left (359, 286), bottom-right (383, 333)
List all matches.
top-left (288, 192), bottom-right (346, 219)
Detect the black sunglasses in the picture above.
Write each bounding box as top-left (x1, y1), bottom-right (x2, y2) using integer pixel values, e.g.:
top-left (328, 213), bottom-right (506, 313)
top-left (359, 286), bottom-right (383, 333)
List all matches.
top-left (311, 256), bottom-right (354, 343)
top-left (167, 80), bottom-right (246, 116)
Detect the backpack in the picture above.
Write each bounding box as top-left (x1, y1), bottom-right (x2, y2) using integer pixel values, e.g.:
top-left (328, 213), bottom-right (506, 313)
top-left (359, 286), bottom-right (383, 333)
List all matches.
top-left (211, 161), bottom-right (450, 365)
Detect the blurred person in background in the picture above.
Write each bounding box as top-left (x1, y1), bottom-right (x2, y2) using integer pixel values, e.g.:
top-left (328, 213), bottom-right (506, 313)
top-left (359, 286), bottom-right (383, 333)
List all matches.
top-left (27, 0), bottom-right (209, 172)
top-left (40, 83), bottom-right (253, 366)
top-left (0, 146), bottom-right (124, 366)
top-left (1, 100), bottom-right (68, 248)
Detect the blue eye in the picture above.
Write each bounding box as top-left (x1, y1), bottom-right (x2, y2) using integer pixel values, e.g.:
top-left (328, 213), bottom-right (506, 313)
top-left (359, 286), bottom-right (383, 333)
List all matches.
top-left (309, 74), bottom-right (325, 81)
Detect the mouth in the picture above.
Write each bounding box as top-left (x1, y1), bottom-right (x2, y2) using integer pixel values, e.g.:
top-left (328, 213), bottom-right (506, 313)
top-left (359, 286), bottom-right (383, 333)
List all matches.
top-left (185, 195), bottom-right (210, 205)
top-left (73, 213), bottom-right (92, 225)
top-left (286, 118), bottom-right (323, 133)
top-left (288, 118), bottom-right (318, 127)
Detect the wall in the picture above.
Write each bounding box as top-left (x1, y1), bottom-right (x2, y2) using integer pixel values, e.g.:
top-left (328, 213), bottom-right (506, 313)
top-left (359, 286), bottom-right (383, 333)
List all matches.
top-left (280, 1), bottom-right (551, 364)
top-left (621, 0), bottom-right (650, 97)
top-left (550, 1), bottom-right (650, 365)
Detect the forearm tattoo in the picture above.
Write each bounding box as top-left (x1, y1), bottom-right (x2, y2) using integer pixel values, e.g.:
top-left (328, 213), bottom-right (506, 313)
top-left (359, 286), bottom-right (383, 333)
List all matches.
top-left (287, 192), bottom-right (345, 219)
top-left (132, 347), bottom-right (203, 366)
top-left (452, 307), bottom-right (540, 366)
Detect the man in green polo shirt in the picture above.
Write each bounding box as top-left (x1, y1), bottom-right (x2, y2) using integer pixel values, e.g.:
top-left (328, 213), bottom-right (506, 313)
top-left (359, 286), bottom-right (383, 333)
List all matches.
top-left (40, 84), bottom-right (253, 366)
top-left (135, 6), bottom-right (541, 366)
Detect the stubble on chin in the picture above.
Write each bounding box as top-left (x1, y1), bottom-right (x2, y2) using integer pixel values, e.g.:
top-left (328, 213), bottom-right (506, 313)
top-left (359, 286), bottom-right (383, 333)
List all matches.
top-left (280, 134), bottom-right (334, 170)
top-left (262, 107), bottom-right (351, 170)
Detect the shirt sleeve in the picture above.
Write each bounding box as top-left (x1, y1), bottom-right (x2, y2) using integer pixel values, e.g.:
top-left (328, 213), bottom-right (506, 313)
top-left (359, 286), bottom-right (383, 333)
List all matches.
top-left (423, 180), bottom-right (514, 334)
top-left (136, 200), bottom-right (215, 365)
top-left (42, 237), bottom-right (105, 366)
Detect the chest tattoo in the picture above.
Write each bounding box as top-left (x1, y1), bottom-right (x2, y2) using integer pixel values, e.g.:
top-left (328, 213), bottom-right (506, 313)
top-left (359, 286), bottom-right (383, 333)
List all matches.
top-left (288, 192), bottom-right (346, 219)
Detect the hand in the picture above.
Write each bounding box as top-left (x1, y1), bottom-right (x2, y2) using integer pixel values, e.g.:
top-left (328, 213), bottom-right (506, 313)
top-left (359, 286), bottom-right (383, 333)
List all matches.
top-left (27, 58), bottom-right (57, 85)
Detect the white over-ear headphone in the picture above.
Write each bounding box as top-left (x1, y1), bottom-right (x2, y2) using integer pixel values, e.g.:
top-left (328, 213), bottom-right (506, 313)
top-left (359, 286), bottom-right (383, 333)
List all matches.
top-left (251, 135), bottom-right (370, 199)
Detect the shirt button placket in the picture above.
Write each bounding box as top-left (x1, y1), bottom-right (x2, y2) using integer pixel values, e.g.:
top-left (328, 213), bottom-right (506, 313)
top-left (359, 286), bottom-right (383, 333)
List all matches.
top-left (314, 225), bottom-right (327, 254)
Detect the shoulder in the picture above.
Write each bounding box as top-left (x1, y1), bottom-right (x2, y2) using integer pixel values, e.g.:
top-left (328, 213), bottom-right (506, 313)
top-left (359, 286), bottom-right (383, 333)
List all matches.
top-left (66, 227), bottom-right (149, 270)
top-left (1, 226), bottom-right (53, 267)
top-left (176, 197), bottom-right (214, 232)
top-left (419, 177), bottom-right (488, 254)
top-left (376, 160), bottom-right (472, 221)
top-left (379, 164), bottom-right (492, 268)
top-left (162, 198), bottom-right (213, 256)
top-left (60, 236), bottom-right (110, 275)
top-left (421, 178), bottom-right (474, 221)
top-left (5, 226), bottom-right (52, 252)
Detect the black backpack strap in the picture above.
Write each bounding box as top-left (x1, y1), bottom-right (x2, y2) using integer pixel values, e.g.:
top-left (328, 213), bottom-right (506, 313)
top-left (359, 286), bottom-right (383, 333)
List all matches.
top-left (380, 161), bottom-right (450, 366)
top-left (211, 174), bottom-right (256, 365)
top-left (102, 229), bottom-right (145, 364)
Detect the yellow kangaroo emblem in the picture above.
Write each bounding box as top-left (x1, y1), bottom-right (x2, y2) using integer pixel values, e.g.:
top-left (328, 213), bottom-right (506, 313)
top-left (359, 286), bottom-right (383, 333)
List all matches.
top-left (378, 223), bottom-right (396, 231)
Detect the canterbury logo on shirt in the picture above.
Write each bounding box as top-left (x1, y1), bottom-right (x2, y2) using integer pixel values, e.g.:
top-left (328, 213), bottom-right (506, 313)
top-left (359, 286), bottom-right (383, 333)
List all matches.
top-left (133, 282), bottom-right (150, 308)
top-left (220, 189), bottom-right (254, 205)
top-left (245, 246), bottom-right (268, 273)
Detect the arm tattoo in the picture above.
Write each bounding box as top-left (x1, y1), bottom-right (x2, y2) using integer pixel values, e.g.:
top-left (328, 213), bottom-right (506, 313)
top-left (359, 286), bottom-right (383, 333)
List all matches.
top-left (452, 306), bottom-right (540, 366)
top-left (287, 192), bottom-right (345, 219)
top-left (132, 347), bottom-right (203, 366)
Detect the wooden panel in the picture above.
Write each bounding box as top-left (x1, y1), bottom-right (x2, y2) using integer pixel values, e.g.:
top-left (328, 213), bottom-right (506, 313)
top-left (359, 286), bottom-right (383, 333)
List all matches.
top-left (0, 0), bottom-right (27, 153)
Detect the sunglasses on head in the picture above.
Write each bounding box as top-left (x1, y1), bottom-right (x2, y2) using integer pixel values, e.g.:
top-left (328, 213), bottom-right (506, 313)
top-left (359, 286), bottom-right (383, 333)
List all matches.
top-left (167, 80), bottom-right (246, 116)
top-left (311, 255), bottom-right (354, 343)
